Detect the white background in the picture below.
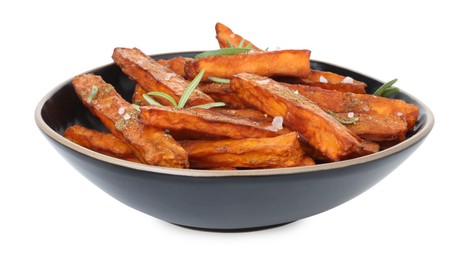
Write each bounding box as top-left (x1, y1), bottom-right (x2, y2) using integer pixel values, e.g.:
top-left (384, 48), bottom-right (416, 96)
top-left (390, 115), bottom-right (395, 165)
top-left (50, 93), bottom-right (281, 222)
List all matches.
top-left (1, 0), bottom-right (463, 259)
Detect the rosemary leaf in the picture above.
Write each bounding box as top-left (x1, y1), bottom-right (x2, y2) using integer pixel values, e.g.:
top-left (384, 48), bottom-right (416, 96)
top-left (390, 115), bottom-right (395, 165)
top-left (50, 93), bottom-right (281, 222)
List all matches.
top-left (237, 39), bottom-right (245, 48)
top-left (131, 104), bottom-right (141, 111)
top-left (143, 94), bottom-right (162, 106)
top-left (373, 78), bottom-right (398, 96)
top-left (190, 102), bottom-right (226, 109)
top-left (327, 110), bottom-right (359, 125)
top-left (208, 76), bottom-right (231, 84)
top-left (194, 48), bottom-right (252, 59)
top-left (226, 39), bottom-right (234, 48)
top-left (86, 85), bottom-right (99, 103)
top-left (147, 91), bottom-right (178, 107)
top-left (178, 69), bottom-right (205, 108)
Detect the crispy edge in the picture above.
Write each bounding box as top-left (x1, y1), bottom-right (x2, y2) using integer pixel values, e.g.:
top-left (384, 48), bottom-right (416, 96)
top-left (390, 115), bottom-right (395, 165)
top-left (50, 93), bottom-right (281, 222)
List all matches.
top-left (72, 74), bottom-right (189, 168)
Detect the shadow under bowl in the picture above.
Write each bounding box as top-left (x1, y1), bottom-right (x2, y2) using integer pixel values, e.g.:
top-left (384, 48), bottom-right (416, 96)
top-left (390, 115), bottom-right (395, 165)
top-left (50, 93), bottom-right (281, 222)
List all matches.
top-left (35, 51), bottom-right (434, 231)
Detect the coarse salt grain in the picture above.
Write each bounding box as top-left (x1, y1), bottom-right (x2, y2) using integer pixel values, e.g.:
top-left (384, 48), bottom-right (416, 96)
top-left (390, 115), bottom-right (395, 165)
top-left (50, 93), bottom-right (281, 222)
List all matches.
top-left (118, 107), bottom-right (125, 115)
top-left (342, 77), bottom-right (353, 84)
top-left (294, 90), bottom-right (299, 95)
top-left (319, 76), bottom-right (328, 83)
top-left (265, 116), bottom-right (283, 132)
top-left (348, 112), bottom-right (355, 118)
top-left (123, 113), bottom-right (131, 120)
top-left (397, 112), bottom-right (403, 117)
top-left (256, 79), bottom-right (271, 85)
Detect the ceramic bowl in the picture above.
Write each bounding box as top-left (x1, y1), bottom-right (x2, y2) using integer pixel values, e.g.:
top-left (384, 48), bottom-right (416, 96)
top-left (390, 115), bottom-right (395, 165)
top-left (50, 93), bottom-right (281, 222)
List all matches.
top-left (35, 51), bottom-right (434, 231)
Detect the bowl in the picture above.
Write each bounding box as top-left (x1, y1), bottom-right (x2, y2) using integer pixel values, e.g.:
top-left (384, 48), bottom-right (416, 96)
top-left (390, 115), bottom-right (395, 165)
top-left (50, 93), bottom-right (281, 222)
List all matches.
top-left (35, 51), bottom-right (434, 231)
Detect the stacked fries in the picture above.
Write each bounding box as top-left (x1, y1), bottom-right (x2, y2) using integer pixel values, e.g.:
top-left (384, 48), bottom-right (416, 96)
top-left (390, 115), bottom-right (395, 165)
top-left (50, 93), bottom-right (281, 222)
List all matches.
top-left (65, 22), bottom-right (419, 170)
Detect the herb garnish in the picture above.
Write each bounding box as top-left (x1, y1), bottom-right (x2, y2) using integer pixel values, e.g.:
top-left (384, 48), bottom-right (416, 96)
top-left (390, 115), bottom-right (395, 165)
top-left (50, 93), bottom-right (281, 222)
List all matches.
top-left (208, 76), bottom-right (231, 84)
top-left (327, 110), bottom-right (359, 125)
top-left (86, 85), bottom-right (99, 103)
top-left (194, 47), bottom-right (252, 59)
top-left (137, 69), bottom-right (225, 109)
top-left (373, 78), bottom-right (399, 97)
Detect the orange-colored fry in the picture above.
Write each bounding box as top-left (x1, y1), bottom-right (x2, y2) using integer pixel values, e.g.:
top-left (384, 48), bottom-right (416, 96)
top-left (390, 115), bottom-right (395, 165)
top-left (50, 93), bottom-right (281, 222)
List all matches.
top-left (64, 125), bottom-right (140, 162)
top-left (156, 56), bottom-right (192, 78)
top-left (138, 105), bottom-right (281, 140)
top-left (230, 73), bottom-right (375, 161)
top-left (179, 132), bottom-right (306, 169)
top-left (215, 22), bottom-right (261, 50)
top-left (112, 47), bottom-right (214, 107)
top-left (72, 74), bottom-right (189, 168)
top-left (278, 70), bottom-right (367, 94)
top-left (185, 49), bottom-right (311, 81)
top-left (198, 82), bottom-right (252, 109)
top-left (283, 84), bottom-right (419, 131)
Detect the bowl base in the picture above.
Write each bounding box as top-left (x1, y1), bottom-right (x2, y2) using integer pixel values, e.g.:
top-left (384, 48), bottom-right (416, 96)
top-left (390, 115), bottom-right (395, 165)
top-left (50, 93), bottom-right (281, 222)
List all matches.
top-left (172, 221), bottom-right (295, 233)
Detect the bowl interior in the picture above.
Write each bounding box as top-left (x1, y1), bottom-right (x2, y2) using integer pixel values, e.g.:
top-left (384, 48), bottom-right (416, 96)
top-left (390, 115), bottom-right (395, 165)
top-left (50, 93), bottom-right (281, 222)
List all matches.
top-left (37, 51), bottom-right (434, 177)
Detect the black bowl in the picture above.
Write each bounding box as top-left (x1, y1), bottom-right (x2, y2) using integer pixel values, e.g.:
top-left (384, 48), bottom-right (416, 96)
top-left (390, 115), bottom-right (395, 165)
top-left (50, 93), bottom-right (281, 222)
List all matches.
top-left (35, 51), bottom-right (434, 231)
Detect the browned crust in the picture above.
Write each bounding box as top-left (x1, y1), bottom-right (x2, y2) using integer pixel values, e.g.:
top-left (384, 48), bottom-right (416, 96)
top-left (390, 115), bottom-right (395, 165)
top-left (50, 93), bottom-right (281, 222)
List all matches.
top-left (230, 73), bottom-right (374, 161)
top-left (72, 74), bottom-right (189, 168)
top-left (179, 132), bottom-right (306, 169)
top-left (215, 22), bottom-right (261, 50)
top-left (185, 49), bottom-right (311, 80)
top-left (138, 105), bottom-right (281, 140)
top-left (112, 47), bottom-right (214, 107)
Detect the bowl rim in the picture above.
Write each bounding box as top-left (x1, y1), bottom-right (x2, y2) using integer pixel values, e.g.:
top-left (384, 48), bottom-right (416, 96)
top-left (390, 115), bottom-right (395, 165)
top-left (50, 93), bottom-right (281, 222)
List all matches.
top-left (35, 51), bottom-right (435, 178)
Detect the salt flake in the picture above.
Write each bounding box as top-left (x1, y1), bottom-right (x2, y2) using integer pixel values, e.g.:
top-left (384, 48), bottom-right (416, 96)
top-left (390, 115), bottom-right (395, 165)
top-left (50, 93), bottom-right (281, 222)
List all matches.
top-left (319, 76), bottom-right (328, 83)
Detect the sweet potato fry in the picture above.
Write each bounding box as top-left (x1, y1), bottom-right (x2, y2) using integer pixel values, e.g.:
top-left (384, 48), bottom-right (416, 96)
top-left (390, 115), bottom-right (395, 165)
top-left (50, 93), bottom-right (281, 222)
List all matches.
top-left (138, 105), bottom-right (281, 140)
top-left (179, 132), bottom-right (306, 169)
top-left (283, 84), bottom-right (419, 131)
top-left (332, 112), bottom-right (408, 142)
top-left (230, 73), bottom-right (375, 161)
top-left (215, 22), bottom-right (261, 50)
top-left (185, 49), bottom-right (311, 81)
top-left (72, 74), bottom-right (189, 168)
top-left (156, 56), bottom-right (192, 78)
top-left (112, 47), bottom-right (214, 107)
top-left (64, 125), bottom-right (141, 162)
top-left (277, 70), bottom-right (367, 94)
top-left (198, 82), bottom-right (252, 109)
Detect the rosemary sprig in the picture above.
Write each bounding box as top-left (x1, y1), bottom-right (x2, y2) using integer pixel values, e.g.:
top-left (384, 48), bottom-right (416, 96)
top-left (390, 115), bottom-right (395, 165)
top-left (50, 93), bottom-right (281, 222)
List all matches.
top-left (327, 110), bottom-right (359, 125)
top-left (178, 69), bottom-right (205, 108)
top-left (190, 102), bottom-right (226, 109)
top-left (373, 78), bottom-right (399, 97)
top-left (194, 47), bottom-right (252, 59)
top-left (147, 91), bottom-right (178, 107)
top-left (208, 76), bottom-right (231, 84)
top-left (86, 85), bottom-right (99, 103)
top-left (142, 94), bottom-right (162, 106)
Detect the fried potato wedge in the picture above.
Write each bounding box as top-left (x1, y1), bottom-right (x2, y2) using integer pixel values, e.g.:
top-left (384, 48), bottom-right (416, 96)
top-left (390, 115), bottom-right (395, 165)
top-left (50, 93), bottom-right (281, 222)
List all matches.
top-left (112, 47), bottom-right (214, 107)
top-left (277, 70), bottom-right (367, 94)
top-left (72, 74), bottom-right (189, 168)
top-left (198, 82), bottom-right (252, 109)
top-left (185, 49), bottom-right (311, 81)
top-left (139, 105), bottom-right (281, 140)
top-left (230, 73), bottom-right (375, 161)
top-left (156, 56), bottom-right (192, 78)
top-left (64, 125), bottom-right (141, 162)
top-left (215, 22), bottom-right (261, 50)
top-left (283, 84), bottom-right (419, 131)
top-left (332, 112), bottom-right (408, 142)
top-left (179, 132), bottom-right (308, 169)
